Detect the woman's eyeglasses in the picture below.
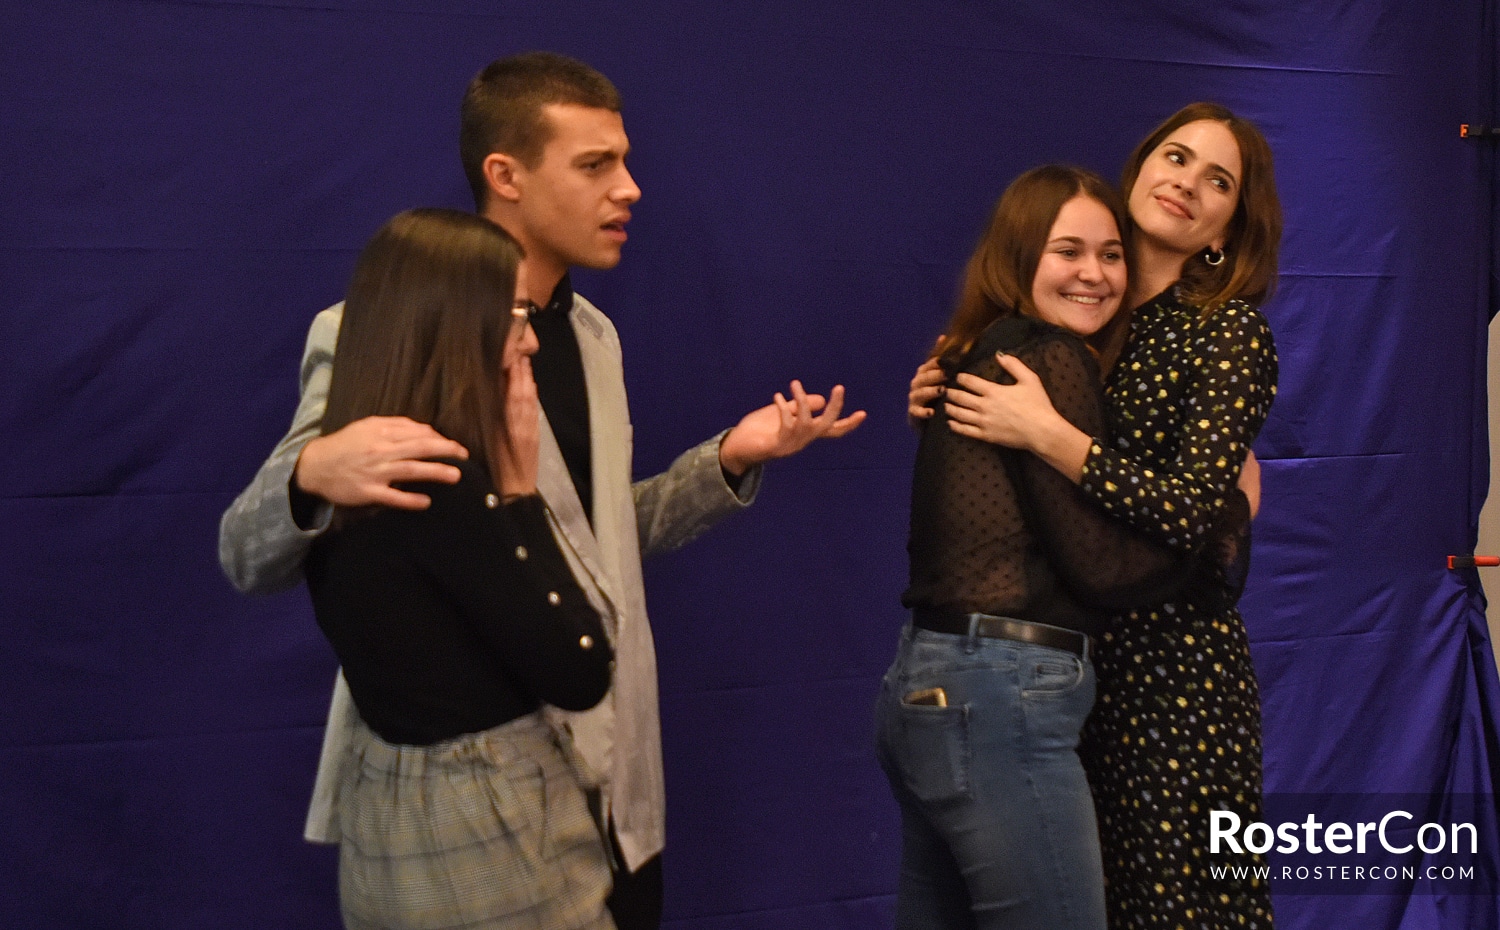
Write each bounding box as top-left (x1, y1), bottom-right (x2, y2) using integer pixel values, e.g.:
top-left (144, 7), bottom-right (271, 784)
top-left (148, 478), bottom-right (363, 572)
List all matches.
top-left (510, 301), bottom-right (538, 334)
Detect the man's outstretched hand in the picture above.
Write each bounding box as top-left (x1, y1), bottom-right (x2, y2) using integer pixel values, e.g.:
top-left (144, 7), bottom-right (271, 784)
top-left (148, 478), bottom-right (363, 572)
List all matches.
top-left (294, 416), bottom-right (469, 510)
top-left (719, 381), bottom-right (866, 476)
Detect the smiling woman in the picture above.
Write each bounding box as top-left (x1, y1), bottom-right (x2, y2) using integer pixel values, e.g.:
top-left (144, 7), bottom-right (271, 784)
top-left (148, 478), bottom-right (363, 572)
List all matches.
top-left (1028, 195), bottom-right (1128, 337)
top-left (1129, 120), bottom-right (1241, 264)
top-left (876, 164), bottom-right (1243, 930)
top-left (1121, 102), bottom-right (1281, 317)
top-left (906, 104), bottom-right (1283, 930)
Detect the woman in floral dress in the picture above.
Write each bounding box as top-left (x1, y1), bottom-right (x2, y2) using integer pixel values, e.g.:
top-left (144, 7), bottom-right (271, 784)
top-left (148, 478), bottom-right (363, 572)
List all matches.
top-left (910, 102), bottom-right (1283, 928)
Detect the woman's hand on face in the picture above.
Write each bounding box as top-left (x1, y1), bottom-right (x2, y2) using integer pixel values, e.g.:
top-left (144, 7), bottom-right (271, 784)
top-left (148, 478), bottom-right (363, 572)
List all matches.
top-left (944, 353), bottom-right (1061, 451)
top-left (908, 356), bottom-right (946, 429)
top-left (496, 354), bottom-right (540, 500)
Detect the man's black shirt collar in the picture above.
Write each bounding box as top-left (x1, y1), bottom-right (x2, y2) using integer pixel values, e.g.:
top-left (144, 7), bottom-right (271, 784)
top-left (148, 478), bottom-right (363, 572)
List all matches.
top-left (539, 274), bottom-right (573, 316)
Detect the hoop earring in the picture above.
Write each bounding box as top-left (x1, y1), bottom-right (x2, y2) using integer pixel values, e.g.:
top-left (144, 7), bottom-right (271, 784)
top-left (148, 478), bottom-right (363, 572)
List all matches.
top-left (1204, 247), bottom-right (1226, 267)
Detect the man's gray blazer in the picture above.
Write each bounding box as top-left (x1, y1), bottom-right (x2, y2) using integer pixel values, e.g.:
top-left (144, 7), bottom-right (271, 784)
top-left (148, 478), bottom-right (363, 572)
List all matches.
top-left (219, 292), bottom-right (759, 871)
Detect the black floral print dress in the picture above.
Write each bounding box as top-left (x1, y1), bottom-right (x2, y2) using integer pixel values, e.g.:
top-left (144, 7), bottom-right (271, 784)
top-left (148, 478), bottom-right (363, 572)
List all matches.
top-left (1076, 289), bottom-right (1278, 929)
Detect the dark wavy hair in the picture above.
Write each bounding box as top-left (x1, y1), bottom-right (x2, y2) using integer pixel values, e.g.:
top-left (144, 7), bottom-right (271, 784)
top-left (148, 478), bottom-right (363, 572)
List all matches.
top-left (1122, 102), bottom-right (1282, 314)
top-left (323, 208), bottom-right (522, 497)
top-left (932, 164), bottom-right (1130, 367)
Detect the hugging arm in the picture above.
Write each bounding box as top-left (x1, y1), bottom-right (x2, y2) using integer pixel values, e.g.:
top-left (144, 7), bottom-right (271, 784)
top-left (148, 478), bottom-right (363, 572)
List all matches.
top-left (975, 333), bottom-right (1193, 611)
top-left (942, 304), bottom-right (1276, 553)
top-left (1078, 304), bottom-right (1277, 550)
top-left (218, 309), bottom-right (342, 594)
top-left (218, 306), bottom-right (465, 594)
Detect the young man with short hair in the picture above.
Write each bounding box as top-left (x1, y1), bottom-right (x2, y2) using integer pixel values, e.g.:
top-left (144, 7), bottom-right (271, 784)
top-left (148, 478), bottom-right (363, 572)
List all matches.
top-left (219, 52), bottom-right (863, 929)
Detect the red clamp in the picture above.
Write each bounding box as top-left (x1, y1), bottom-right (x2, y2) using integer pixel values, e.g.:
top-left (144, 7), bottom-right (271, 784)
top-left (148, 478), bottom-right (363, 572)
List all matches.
top-left (1448, 555), bottom-right (1500, 569)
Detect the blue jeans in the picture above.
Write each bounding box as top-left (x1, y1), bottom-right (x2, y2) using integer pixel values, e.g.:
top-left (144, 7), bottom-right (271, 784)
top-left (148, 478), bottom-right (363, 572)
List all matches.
top-left (875, 620), bottom-right (1105, 930)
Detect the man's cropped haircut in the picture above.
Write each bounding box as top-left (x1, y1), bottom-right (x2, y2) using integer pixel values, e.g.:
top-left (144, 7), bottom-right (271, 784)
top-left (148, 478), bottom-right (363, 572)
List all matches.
top-left (460, 52), bottom-right (623, 209)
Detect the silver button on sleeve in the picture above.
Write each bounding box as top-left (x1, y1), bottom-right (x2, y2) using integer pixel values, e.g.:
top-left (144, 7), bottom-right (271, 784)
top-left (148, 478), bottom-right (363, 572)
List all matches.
top-left (484, 493), bottom-right (499, 509)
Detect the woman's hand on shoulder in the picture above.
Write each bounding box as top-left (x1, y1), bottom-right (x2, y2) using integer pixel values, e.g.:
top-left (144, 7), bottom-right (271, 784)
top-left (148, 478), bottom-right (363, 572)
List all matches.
top-left (946, 353), bottom-right (1093, 482)
top-left (945, 354), bottom-right (1054, 451)
top-left (908, 356), bottom-right (946, 429)
top-left (496, 355), bottom-right (540, 500)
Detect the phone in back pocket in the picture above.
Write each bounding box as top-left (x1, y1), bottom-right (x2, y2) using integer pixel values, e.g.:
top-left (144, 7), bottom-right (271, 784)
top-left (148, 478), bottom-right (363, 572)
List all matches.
top-left (903, 687), bottom-right (948, 707)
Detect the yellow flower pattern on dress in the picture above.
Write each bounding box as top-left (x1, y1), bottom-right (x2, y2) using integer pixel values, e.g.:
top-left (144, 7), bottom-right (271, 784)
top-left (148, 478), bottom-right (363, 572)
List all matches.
top-left (1077, 292), bottom-right (1278, 930)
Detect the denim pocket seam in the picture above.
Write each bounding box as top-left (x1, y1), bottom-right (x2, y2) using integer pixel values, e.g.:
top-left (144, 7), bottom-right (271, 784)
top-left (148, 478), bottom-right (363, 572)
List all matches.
top-left (1020, 654), bottom-right (1086, 698)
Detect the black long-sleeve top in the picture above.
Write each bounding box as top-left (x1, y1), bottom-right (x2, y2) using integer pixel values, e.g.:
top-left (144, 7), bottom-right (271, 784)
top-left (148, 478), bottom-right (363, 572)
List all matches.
top-left (306, 461), bottom-right (612, 745)
top-left (903, 315), bottom-right (1206, 636)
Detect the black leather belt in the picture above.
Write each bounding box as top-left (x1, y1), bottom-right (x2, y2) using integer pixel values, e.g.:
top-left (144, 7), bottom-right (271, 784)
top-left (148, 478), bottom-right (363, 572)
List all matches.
top-left (912, 607), bottom-right (1089, 658)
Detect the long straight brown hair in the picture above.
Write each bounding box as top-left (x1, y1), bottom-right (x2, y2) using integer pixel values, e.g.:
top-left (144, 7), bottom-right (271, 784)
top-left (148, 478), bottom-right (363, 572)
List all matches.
top-left (323, 208), bottom-right (522, 496)
top-left (1121, 102), bottom-right (1282, 316)
top-left (932, 165), bottom-right (1130, 368)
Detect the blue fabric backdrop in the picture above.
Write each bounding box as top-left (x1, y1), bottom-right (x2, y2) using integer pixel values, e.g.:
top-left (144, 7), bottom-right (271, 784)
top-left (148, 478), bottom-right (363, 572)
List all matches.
top-left (3, 1), bottom-right (1498, 927)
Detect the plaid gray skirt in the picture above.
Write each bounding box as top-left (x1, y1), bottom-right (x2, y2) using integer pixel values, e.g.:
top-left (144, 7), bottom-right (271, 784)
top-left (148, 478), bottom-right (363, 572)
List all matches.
top-left (338, 713), bottom-right (615, 930)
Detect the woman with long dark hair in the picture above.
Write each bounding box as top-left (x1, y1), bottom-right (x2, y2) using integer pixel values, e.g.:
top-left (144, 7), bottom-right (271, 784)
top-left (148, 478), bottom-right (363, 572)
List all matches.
top-left (877, 165), bottom-right (1237, 929)
top-left (307, 208), bottom-right (615, 929)
top-left (910, 103), bottom-right (1282, 928)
